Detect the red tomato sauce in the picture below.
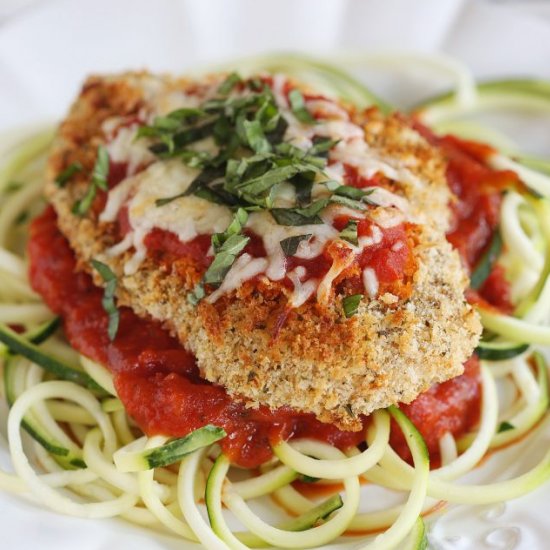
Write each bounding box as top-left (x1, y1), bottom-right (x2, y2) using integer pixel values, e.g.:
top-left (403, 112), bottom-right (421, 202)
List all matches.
top-left (390, 356), bottom-right (480, 464)
top-left (415, 128), bottom-right (516, 312)
top-left (27, 128), bottom-right (515, 469)
top-left (145, 229), bottom-right (212, 268)
top-left (27, 206), bottom-right (482, 468)
top-left (28, 208), bottom-right (364, 468)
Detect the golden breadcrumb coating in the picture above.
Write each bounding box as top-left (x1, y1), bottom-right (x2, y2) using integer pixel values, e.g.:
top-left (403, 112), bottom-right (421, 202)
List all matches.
top-left (44, 72), bottom-right (481, 430)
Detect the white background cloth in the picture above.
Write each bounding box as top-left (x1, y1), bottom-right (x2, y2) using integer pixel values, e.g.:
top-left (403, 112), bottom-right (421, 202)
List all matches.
top-left (2, 0), bottom-right (550, 128)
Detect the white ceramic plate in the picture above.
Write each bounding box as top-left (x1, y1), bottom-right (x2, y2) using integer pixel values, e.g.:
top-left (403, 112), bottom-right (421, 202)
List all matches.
top-left (1, 0), bottom-right (550, 548)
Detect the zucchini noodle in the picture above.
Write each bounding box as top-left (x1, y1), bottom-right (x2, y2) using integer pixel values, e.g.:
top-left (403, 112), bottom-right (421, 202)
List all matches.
top-left (1, 54), bottom-right (550, 550)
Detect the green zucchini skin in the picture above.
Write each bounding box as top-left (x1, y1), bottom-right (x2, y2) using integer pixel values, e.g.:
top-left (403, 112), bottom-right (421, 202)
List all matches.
top-left (205, 453), bottom-right (343, 546)
top-left (115, 425), bottom-right (227, 472)
top-left (144, 426), bottom-right (226, 469)
top-left (0, 322), bottom-right (104, 392)
top-left (25, 317), bottom-right (61, 345)
top-left (3, 357), bottom-right (85, 468)
top-left (476, 341), bottom-right (529, 360)
top-left (470, 230), bottom-right (502, 290)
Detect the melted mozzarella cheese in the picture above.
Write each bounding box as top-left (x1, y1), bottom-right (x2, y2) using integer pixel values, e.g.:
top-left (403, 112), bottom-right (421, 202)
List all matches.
top-left (272, 182), bottom-right (297, 208)
top-left (365, 186), bottom-right (410, 212)
top-left (207, 254), bottom-right (268, 303)
top-left (358, 224), bottom-right (383, 248)
top-left (330, 137), bottom-right (422, 191)
top-left (305, 99), bottom-right (350, 120)
top-left (155, 90), bottom-right (202, 117)
top-left (322, 162), bottom-right (345, 186)
top-left (316, 243), bottom-right (355, 304)
top-left (98, 75), bottom-right (420, 306)
top-left (287, 268), bottom-right (318, 308)
top-left (362, 267), bottom-right (379, 298)
top-left (272, 74), bottom-right (289, 108)
top-left (316, 120), bottom-right (364, 141)
top-left (103, 160), bottom-right (233, 275)
top-left (106, 125), bottom-right (156, 177)
top-left (369, 207), bottom-right (405, 228)
top-left (247, 212), bottom-right (339, 280)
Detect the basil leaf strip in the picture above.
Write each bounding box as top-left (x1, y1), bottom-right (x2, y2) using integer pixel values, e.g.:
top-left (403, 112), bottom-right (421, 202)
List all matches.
top-left (271, 198), bottom-right (330, 226)
top-left (72, 146), bottom-right (110, 216)
top-left (309, 137), bottom-right (339, 156)
top-left (217, 72), bottom-right (242, 95)
top-left (55, 162), bottom-right (83, 188)
top-left (91, 146), bottom-right (109, 191)
top-left (288, 89), bottom-right (316, 124)
top-left (211, 207), bottom-right (248, 252)
top-left (242, 119), bottom-right (271, 154)
top-left (203, 234), bottom-right (250, 285)
top-left (189, 209), bottom-right (250, 304)
top-left (155, 167), bottom-right (225, 207)
top-left (188, 283), bottom-right (205, 306)
top-left (280, 234), bottom-right (312, 256)
top-left (72, 185), bottom-right (98, 216)
top-left (343, 294), bottom-right (363, 318)
top-left (91, 260), bottom-right (119, 341)
top-left (138, 75), bottom-right (384, 233)
top-left (330, 194), bottom-right (367, 211)
top-left (339, 220), bottom-right (359, 245)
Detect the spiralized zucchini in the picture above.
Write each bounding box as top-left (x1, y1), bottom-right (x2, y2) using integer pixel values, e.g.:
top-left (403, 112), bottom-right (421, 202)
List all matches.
top-left (1, 54), bottom-right (550, 550)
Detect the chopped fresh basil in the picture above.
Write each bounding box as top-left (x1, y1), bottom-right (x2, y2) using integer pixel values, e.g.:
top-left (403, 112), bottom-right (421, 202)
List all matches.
top-left (334, 185), bottom-right (368, 201)
top-left (339, 220), bottom-right (359, 246)
top-left (217, 72), bottom-right (242, 95)
top-left (72, 183), bottom-right (98, 216)
top-left (326, 181), bottom-right (375, 204)
top-left (150, 115), bottom-right (181, 132)
top-left (330, 194), bottom-right (366, 211)
top-left (149, 120), bottom-right (217, 157)
top-left (271, 198), bottom-right (330, 226)
top-left (288, 89), bottom-right (316, 124)
top-left (292, 173), bottom-right (314, 206)
top-left (280, 234), bottom-right (312, 256)
top-left (139, 75), bottom-right (383, 235)
top-left (188, 209), bottom-right (250, 305)
top-left (55, 162), bottom-right (83, 188)
top-left (203, 234), bottom-right (249, 285)
top-left (155, 167), bottom-right (225, 207)
top-left (188, 282), bottom-right (205, 306)
top-left (72, 146), bottom-right (110, 216)
top-left (233, 164), bottom-right (307, 196)
top-left (498, 421), bottom-right (515, 433)
top-left (309, 137), bottom-right (339, 157)
top-left (343, 294), bottom-right (363, 318)
top-left (91, 146), bottom-right (109, 191)
top-left (179, 149), bottom-right (213, 168)
top-left (135, 109), bottom-right (205, 144)
top-left (90, 259), bottom-right (119, 341)
top-left (155, 194), bottom-right (182, 207)
top-left (211, 208), bottom-right (248, 252)
top-left (194, 184), bottom-right (242, 206)
top-left (242, 119), bottom-right (271, 154)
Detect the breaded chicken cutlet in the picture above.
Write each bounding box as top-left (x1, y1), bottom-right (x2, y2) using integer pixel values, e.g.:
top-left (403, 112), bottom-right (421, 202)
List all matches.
top-left (45, 71), bottom-right (481, 430)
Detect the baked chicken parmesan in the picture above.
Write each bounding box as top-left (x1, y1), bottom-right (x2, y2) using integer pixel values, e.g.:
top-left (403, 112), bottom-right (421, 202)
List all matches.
top-left (37, 71), bottom-right (480, 453)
